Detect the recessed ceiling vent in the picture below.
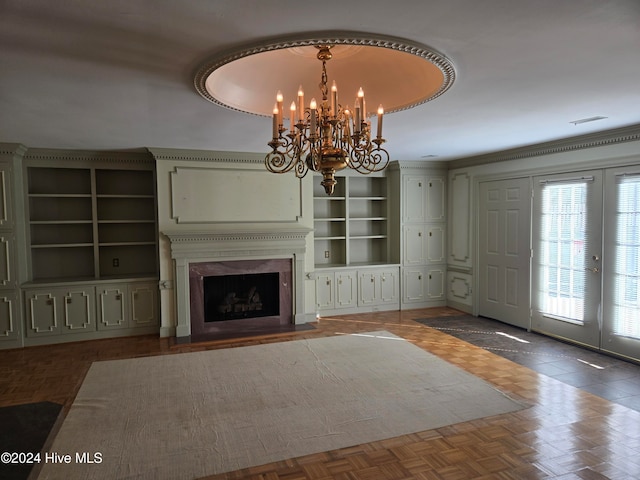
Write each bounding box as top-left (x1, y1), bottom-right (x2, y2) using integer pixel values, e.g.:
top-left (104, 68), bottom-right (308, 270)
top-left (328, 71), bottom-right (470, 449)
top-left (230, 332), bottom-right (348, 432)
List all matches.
top-left (569, 116), bottom-right (608, 125)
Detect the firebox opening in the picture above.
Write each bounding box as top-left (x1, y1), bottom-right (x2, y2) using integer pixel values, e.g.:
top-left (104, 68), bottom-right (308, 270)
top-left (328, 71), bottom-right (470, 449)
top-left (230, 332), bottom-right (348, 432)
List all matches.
top-left (203, 272), bottom-right (280, 322)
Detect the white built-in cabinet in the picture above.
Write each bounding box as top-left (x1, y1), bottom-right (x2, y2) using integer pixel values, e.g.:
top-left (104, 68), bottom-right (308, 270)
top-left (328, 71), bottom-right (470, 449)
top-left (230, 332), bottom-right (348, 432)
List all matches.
top-left (390, 163), bottom-right (448, 309)
top-left (313, 174), bottom-right (400, 314)
top-left (10, 152), bottom-right (161, 347)
top-left (0, 155), bottom-right (21, 348)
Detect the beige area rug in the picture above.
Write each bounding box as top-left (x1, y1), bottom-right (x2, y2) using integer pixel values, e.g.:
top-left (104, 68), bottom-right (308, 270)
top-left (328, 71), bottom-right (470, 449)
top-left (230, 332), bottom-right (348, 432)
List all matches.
top-left (38, 331), bottom-right (525, 479)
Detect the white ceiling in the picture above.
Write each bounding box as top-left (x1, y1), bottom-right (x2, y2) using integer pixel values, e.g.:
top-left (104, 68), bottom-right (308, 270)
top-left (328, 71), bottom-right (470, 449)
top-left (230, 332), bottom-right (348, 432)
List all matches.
top-left (1, 0), bottom-right (639, 161)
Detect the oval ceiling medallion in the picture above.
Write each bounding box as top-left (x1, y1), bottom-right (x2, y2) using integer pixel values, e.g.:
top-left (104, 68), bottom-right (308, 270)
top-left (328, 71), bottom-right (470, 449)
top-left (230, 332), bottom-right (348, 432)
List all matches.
top-left (194, 32), bottom-right (456, 118)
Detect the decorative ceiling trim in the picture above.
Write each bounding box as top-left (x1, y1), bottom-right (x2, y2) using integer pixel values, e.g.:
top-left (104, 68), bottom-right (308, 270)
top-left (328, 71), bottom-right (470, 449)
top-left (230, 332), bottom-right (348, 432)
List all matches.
top-left (448, 124), bottom-right (640, 169)
top-left (194, 31), bottom-right (456, 116)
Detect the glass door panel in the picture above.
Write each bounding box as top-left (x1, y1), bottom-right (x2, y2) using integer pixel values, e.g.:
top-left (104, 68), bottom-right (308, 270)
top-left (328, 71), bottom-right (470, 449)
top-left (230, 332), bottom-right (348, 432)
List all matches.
top-left (602, 168), bottom-right (640, 361)
top-left (531, 171), bottom-right (602, 348)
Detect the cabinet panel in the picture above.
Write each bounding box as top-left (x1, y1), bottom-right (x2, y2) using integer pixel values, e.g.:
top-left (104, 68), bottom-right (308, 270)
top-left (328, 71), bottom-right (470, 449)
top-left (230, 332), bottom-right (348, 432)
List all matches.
top-left (426, 176), bottom-right (446, 221)
top-left (315, 272), bottom-right (334, 309)
top-left (62, 290), bottom-right (95, 332)
top-left (97, 284), bottom-right (128, 330)
top-left (403, 268), bottom-right (425, 303)
top-left (358, 268), bottom-right (399, 306)
top-left (0, 234), bottom-right (15, 288)
top-left (378, 268), bottom-right (399, 304)
top-left (403, 175), bottom-right (426, 223)
top-left (404, 225), bottom-right (425, 265)
top-left (130, 283), bottom-right (157, 327)
top-left (25, 286), bottom-right (96, 337)
top-left (426, 225), bottom-right (446, 263)
top-left (335, 271), bottom-right (357, 308)
top-left (358, 271), bottom-right (378, 306)
top-left (0, 164), bottom-right (13, 228)
top-left (426, 267), bottom-right (446, 300)
top-left (0, 291), bottom-right (19, 341)
top-left (25, 291), bottom-right (59, 337)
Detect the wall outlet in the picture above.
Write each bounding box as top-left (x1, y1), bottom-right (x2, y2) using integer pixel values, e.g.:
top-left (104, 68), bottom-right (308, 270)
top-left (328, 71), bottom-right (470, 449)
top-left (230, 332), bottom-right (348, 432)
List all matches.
top-left (324, 250), bottom-right (330, 258)
top-left (112, 258), bottom-right (120, 267)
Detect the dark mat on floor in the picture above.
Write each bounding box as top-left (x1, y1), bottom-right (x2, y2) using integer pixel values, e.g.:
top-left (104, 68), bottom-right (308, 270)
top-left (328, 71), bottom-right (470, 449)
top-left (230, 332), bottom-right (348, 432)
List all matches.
top-left (0, 401), bottom-right (63, 480)
top-left (415, 315), bottom-right (640, 412)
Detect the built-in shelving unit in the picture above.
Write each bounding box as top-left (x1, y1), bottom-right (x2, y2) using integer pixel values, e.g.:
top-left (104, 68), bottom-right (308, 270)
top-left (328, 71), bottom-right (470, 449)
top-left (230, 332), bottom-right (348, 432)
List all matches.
top-left (26, 166), bottom-right (158, 282)
top-left (313, 173), bottom-right (399, 315)
top-left (313, 175), bottom-right (389, 267)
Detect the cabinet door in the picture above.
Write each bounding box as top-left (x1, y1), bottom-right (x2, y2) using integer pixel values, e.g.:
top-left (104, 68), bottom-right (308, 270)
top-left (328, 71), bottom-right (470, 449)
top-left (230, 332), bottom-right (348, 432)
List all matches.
top-left (97, 285), bottom-right (128, 330)
top-left (335, 271), bottom-right (357, 308)
top-left (61, 288), bottom-right (95, 333)
top-left (426, 176), bottom-right (446, 221)
top-left (378, 269), bottom-right (399, 304)
top-left (403, 175), bottom-right (426, 223)
top-left (25, 291), bottom-right (59, 337)
top-left (403, 268), bottom-right (425, 303)
top-left (0, 234), bottom-right (15, 289)
top-left (315, 272), bottom-right (334, 309)
top-left (425, 225), bottom-right (446, 263)
top-left (129, 283), bottom-right (157, 328)
top-left (403, 225), bottom-right (425, 265)
top-left (358, 271), bottom-right (378, 306)
top-left (0, 162), bottom-right (13, 229)
top-left (0, 291), bottom-right (19, 341)
top-left (426, 267), bottom-right (445, 300)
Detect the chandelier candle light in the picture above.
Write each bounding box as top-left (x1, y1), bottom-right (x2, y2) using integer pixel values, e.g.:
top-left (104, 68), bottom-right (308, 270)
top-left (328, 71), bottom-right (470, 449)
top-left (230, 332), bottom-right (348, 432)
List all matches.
top-left (265, 45), bottom-right (390, 195)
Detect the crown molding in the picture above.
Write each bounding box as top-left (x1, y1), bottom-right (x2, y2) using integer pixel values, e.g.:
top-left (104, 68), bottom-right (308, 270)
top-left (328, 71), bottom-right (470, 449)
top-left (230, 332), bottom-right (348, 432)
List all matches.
top-left (148, 147), bottom-right (264, 164)
top-left (448, 124), bottom-right (640, 170)
top-left (22, 147), bottom-right (154, 165)
top-left (0, 143), bottom-right (28, 157)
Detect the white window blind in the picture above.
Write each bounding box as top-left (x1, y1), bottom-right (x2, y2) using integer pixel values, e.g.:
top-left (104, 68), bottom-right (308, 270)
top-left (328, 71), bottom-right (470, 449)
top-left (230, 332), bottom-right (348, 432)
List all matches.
top-left (539, 181), bottom-right (589, 322)
top-left (613, 176), bottom-right (640, 338)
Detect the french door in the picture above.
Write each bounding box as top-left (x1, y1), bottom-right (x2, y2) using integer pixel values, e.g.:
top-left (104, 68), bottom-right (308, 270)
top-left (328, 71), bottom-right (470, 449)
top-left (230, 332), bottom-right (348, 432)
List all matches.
top-left (530, 167), bottom-right (640, 361)
top-left (531, 171), bottom-right (603, 348)
top-left (602, 167), bottom-right (640, 361)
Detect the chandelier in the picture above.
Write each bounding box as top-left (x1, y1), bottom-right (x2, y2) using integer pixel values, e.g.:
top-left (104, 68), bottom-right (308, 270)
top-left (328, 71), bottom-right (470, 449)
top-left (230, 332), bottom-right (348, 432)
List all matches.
top-left (265, 45), bottom-right (389, 195)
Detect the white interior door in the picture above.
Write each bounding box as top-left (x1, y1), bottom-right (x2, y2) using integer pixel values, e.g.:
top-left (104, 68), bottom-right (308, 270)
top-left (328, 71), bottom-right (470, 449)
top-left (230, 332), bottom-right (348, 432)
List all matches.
top-left (478, 178), bottom-right (531, 328)
top-left (602, 168), bottom-right (640, 361)
top-left (531, 171), bottom-right (603, 348)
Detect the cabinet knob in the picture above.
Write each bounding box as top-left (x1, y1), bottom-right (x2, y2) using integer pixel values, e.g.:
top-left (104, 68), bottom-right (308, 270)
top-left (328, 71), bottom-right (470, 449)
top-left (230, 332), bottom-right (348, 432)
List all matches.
top-left (46, 299), bottom-right (54, 306)
top-left (429, 274), bottom-right (432, 280)
top-left (65, 297), bottom-right (72, 304)
top-left (115, 294), bottom-right (122, 300)
top-left (418, 231), bottom-right (422, 237)
top-left (371, 276), bottom-right (375, 283)
top-left (429, 231), bottom-right (432, 237)
top-left (326, 280), bottom-right (331, 286)
top-left (418, 275), bottom-right (422, 280)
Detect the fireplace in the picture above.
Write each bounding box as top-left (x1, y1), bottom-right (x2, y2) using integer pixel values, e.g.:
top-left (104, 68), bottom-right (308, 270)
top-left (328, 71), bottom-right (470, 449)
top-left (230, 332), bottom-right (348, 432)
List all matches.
top-left (204, 272), bottom-right (279, 322)
top-left (189, 259), bottom-right (292, 339)
top-left (164, 225), bottom-right (311, 340)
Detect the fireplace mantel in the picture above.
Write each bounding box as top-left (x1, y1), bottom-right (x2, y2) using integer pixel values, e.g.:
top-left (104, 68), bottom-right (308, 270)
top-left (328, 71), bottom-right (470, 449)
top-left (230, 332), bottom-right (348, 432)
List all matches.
top-left (164, 224), bottom-right (311, 338)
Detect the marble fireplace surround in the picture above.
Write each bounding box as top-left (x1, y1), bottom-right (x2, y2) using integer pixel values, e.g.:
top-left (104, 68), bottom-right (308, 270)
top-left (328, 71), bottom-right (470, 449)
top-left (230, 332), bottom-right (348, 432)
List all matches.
top-left (164, 225), bottom-right (311, 338)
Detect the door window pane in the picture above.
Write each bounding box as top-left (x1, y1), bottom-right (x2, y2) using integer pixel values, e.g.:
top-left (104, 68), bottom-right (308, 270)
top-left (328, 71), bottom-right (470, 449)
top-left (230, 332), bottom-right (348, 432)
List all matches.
top-left (613, 177), bottom-right (640, 338)
top-left (539, 183), bottom-right (588, 322)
